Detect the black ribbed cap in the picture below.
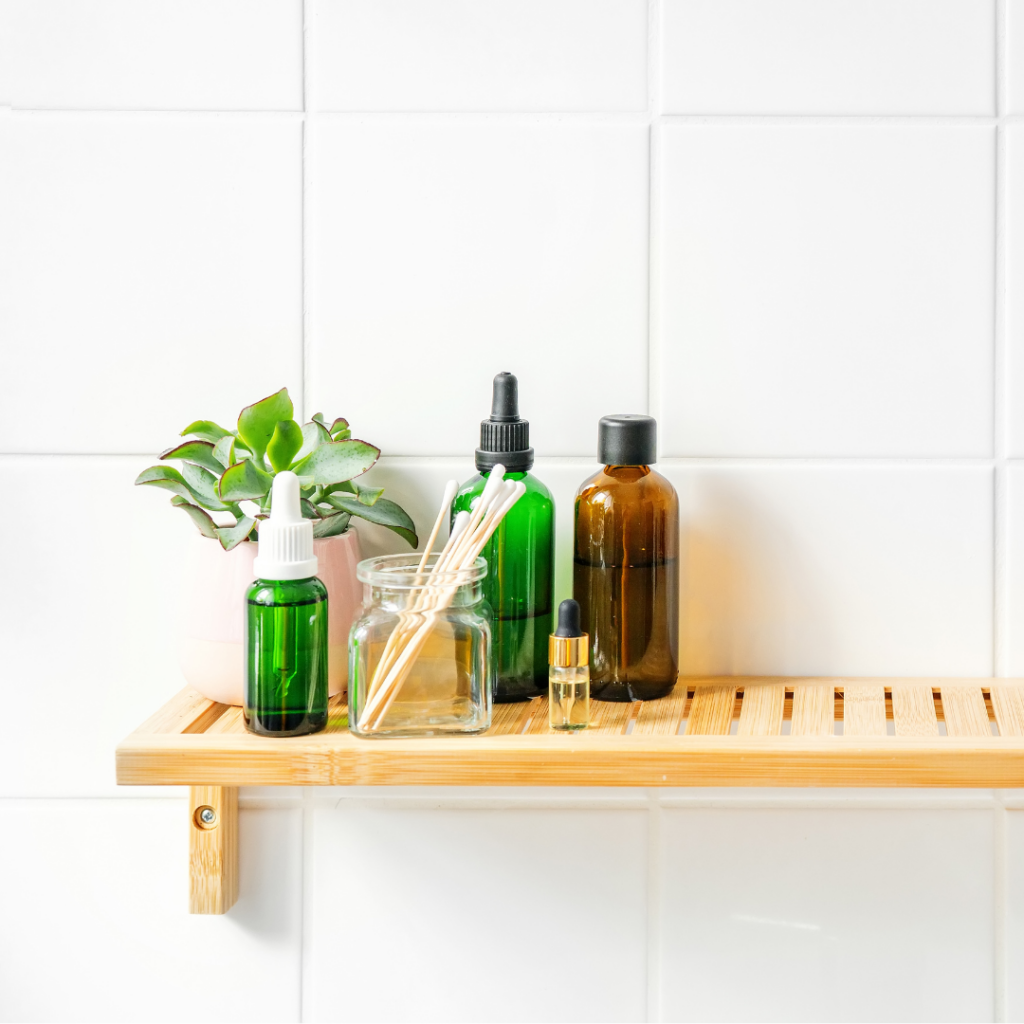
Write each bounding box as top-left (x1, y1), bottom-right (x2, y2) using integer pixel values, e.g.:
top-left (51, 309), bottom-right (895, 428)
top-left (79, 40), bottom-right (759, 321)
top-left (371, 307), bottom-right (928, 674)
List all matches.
top-left (476, 372), bottom-right (534, 472)
top-left (598, 414), bottom-right (657, 466)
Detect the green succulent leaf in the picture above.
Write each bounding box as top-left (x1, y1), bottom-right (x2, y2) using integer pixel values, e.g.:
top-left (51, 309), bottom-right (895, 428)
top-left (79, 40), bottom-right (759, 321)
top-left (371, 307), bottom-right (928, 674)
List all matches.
top-left (300, 498), bottom-right (319, 520)
top-left (135, 465), bottom-right (200, 504)
top-left (181, 462), bottom-right (237, 512)
top-left (296, 422), bottom-right (324, 462)
top-left (313, 511), bottom-right (352, 538)
top-left (311, 412), bottom-right (325, 424)
top-left (329, 418), bottom-right (351, 440)
top-left (161, 440), bottom-right (225, 476)
top-left (181, 420), bottom-right (232, 444)
top-left (267, 418), bottom-right (304, 472)
top-left (170, 495), bottom-right (219, 539)
top-left (292, 439), bottom-right (380, 486)
top-left (229, 438), bottom-right (252, 464)
top-left (216, 515), bottom-right (256, 551)
top-left (218, 459), bottom-right (275, 502)
top-left (237, 387), bottom-right (293, 463)
top-left (326, 495), bottom-right (417, 547)
top-left (212, 435), bottom-right (234, 468)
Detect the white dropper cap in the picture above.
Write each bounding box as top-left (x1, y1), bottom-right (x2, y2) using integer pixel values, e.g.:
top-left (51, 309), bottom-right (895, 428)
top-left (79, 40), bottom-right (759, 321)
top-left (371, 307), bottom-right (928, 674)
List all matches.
top-left (253, 471), bottom-right (318, 581)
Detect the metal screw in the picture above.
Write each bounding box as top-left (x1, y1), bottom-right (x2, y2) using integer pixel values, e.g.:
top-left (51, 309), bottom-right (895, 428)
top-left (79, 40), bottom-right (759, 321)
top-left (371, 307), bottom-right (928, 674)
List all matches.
top-left (198, 807), bottom-right (217, 827)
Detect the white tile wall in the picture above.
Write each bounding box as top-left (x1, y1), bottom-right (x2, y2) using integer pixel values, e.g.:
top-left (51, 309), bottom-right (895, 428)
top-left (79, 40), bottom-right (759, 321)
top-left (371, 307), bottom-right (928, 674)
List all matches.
top-left (309, 0), bottom-right (648, 112)
top-left (0, 113), bottom-right (303, 453)
top-left (308, 799), bottom-right (648, 1022)
top-left (0, 456), bottom-right (192, 796)
top-left (1009, 0), bottom-right (1024, 114)
top-left (660, 807), bottom-right (994, 1021)
top-left (661, 0), bottom-right (995, 115)
top-left (2, 1), bottom-right (1019, 1020)
top-left (0, 800), bottom-right (302, 1022)
top-left (668, 465), bottom-right (994, 676)
top-left (308, 120), bottom-right (649, 457)
top-left (659, 125), bottom-right (994, 457)
top-left (0, 1), bottom-right (303, 110)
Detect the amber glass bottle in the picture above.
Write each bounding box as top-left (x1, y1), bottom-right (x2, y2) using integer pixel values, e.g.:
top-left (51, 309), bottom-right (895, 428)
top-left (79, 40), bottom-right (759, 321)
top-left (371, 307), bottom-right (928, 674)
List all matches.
top-left (573, 415), bottom-right (679, 702)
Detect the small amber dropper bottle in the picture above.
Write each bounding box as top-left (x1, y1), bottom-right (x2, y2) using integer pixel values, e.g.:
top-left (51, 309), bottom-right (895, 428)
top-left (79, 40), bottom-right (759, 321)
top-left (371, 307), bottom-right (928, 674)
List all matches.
top-left (549, 599), bottom-right (589, 731)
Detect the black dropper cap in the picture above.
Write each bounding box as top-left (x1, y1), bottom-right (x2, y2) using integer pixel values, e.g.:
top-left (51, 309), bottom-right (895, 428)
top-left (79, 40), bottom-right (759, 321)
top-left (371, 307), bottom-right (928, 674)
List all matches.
top-left (554, 599), bottom-right (583, 638)
top-left (475, 371), bottom-right (535, 473)
top-left (598, 414), bottom-right (657, 466)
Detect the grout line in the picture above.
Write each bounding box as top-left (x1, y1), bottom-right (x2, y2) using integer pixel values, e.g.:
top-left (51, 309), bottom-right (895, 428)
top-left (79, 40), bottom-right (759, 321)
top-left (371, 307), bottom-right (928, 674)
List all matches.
top-left (646, 0), bottom-right (661, 426)
top-left (300, 786), bottom-right (314, 1023)
top-left (994, 793), bottom-right (1008, 1023)
top-left (646, 792), bottom-right (663, 1024)
top-left (0, 452), bottom-right (1012, 465)
top-left (6, 109), bottom-right (1012, 124)
top-left (996, 0), bottom-right (1009, 679)
top-left (299, 0), bottom-right (308, 424)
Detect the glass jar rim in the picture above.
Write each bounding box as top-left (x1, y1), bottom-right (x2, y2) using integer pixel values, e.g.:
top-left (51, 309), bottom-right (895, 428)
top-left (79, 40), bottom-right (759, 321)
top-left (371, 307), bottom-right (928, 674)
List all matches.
top-left (356, 553), bottom-right (487, 589)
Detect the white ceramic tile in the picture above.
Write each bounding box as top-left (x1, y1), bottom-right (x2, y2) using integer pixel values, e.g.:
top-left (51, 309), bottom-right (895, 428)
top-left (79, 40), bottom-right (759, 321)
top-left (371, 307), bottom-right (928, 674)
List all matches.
top-left (0, 800), bottom-right (301, 1022)
top-left (0, 113), bottom-right (302, 453)
top-left (1008, 0), bottom-right (1024, 114)
top-left (1006, 128), bottom-right (1024, 456)
top-left (659, 125), bottom-right (994, 457)
top-left (660, 807), bottom-right (994, 1022)
top-left (661, 0), bottom-right (994, 114)
top-left (665, 465), bottom-right (993, 676)
top-left (308, 121), bottom-right (649, 457)
top-left (1008, 809), bottom-right (1024, 1021)
top-left (309, 0), bottom-right (647, 112)
top-left (0, 0), bottom-right (302, 110)
top-left (1006, 465), bottom-right (1024, 675)
top-left (355, 457), bottom-right (596, 609)
top-left (0, 456), bottom-right (199, 796)
top-left (309, 802), bottom-right (648, 1021)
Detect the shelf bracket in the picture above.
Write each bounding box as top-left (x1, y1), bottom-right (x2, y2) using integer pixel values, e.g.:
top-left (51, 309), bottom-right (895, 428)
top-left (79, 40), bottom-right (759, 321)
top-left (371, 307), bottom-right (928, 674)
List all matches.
top-left (188, 786), bottom-right (238, 914)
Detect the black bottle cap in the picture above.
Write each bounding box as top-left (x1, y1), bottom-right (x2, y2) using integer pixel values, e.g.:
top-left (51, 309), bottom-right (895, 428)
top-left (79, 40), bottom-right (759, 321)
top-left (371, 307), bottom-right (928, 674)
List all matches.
top-left (475, 371), bottom-right (535, 472)
top-left (554, 599), bottom-right (583, 638)
top-left (598, 414), bottom-right (657, 466)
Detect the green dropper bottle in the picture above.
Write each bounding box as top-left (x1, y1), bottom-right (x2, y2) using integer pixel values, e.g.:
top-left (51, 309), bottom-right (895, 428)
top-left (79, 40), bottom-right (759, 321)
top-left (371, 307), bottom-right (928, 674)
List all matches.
top-left (451, 372), bottom-right (554, 702)
top-left (244, 470), bottom-right (328, 736)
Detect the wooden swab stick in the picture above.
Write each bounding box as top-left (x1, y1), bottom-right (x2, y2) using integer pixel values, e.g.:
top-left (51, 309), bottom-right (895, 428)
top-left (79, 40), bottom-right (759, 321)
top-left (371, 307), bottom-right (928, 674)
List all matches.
top-left (416, 479), bottom-right (458, 575)
top-left (362, 507), bottom-right (471, 707)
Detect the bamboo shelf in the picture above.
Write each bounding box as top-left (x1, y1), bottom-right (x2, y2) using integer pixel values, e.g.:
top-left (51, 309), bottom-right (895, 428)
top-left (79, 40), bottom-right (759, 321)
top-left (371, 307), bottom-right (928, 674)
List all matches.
top-left (117, 677), bottom-right (1024, 914)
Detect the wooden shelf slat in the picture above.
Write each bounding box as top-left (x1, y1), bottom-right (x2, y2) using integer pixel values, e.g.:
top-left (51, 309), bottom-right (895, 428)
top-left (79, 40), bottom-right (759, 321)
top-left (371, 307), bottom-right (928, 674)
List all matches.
top-left (940, 685), bottom-right (991, 738)
top-left (737, 680), bottom-right (785, 737)
top-left (685, 684), bottom-right (737, 736)
top-left (991, 686), bottom-right (1024, 737)
top-left (791, 682), bottom-right (834, 737)
top-left (634, 686), bottom-right (688, 736)
top-left (891, 683), bottom-right (939, 737)
top-left (842, 685), bottom-right (887, 737)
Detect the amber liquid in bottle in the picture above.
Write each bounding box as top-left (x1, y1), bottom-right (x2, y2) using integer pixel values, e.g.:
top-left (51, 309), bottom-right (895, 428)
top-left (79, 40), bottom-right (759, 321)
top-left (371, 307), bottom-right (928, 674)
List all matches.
top-left (573, 466), bottom-right (679, 701)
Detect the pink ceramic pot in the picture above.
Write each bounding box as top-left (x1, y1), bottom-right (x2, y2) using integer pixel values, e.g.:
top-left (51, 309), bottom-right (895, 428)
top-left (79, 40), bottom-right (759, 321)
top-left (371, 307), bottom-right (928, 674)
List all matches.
top-left (178, 531), bottom-right (363, 705)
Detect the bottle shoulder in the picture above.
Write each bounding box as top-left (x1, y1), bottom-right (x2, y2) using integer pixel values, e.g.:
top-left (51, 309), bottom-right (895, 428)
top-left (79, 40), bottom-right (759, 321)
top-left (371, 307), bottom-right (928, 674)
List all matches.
top-left (453, 471), bottom-right (554, 512)
top-left (576, 466), bottom-right (678, 510)
top-left (247, 576), bottom-right (328, 606)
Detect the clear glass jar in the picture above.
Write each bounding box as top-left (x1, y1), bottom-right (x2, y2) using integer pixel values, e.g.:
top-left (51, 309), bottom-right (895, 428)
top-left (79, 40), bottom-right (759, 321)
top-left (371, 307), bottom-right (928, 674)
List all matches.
top-left (348, 554), bottom-right (492, 738)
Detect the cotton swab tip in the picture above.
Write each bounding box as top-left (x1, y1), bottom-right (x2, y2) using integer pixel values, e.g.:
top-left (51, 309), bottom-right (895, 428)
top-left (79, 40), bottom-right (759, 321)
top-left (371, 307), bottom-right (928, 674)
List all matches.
top-left (449, 509), bottom-right (471, 542)
top-left (441, 479), bottom-right (459, 508)
top-left (479, 465), bottom-right (506, 506)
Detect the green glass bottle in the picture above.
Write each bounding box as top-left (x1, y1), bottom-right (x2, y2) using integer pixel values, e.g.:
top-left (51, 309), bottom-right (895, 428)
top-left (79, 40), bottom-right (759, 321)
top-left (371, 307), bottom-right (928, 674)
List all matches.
top-left (244, 471), bottom-right (328, 736)
top-left (451, 373), bottom-right (554, 702)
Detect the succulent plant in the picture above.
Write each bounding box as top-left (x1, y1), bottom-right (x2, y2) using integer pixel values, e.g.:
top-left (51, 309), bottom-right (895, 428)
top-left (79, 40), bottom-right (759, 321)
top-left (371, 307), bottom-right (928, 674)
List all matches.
top-left (135, 387), bottom-right (417, 551)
